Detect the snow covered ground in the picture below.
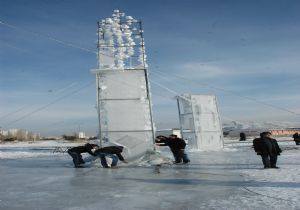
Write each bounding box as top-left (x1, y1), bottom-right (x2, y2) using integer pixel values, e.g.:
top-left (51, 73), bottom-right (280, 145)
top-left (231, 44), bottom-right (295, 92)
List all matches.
top-left (0, 139), bottom-right (299, 210)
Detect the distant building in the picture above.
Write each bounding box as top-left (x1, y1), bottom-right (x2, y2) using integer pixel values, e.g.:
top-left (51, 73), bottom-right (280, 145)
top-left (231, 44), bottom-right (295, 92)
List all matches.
top-left (0, 128), bottom-right (40, 141)
top-left (78, 132), bottom-right (86, 139)
top-left (0, 130), bottom-right (9, 136)
top-left (8, 129), bottom-right (18, 136)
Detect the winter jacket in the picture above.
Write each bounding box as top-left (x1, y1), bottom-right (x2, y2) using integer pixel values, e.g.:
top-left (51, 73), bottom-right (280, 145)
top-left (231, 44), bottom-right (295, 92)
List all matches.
top-left (94, 146), bottom-right (125, 161)
top-left (253, 137), bottom-right (282, 156)
top-left (292, 133), bottom-right (300, 142)
top-left (68, 144), bottom-right (97, 156)
top-left (156, 137), bottom-right (186, 150)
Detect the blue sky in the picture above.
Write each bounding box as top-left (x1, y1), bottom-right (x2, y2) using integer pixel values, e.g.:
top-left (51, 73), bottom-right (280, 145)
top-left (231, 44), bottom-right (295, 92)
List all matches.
top-left (1, 0), bottom-right (300, 136)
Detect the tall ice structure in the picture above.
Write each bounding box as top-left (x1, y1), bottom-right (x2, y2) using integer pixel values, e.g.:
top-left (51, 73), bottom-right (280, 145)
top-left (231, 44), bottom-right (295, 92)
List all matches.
top-left (177, 94), bottom-right (224, 151)
top-left (91, 10), bottom-right (155, 160)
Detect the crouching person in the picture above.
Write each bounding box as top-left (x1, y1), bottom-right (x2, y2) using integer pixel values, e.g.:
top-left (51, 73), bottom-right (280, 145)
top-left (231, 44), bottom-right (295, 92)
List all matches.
top-left (67, 143), bottom-right (98, 168)
top-left (94, 146), bottom-right (128, 168)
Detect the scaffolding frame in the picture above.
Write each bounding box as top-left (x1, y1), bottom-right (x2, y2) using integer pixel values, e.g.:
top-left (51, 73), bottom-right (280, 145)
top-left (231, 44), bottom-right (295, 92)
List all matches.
top-left (92, 10), bottom-right (155, 148)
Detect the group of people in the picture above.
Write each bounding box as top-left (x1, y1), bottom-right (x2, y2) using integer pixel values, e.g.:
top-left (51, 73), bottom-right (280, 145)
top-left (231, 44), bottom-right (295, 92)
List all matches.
top-left (67, 134), bottom-right (190, 168)
top-left (67, 131), bottom-right (293, 170)
top-left (67, 144), bottom-right (127, 168)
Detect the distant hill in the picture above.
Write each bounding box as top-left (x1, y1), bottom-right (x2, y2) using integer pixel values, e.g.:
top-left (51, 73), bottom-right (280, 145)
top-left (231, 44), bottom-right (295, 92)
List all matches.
top-left (222, 121), bottom-right (300, 137)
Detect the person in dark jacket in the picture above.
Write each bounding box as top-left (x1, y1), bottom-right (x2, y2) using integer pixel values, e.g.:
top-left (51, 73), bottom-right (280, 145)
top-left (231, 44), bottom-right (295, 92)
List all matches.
top-left (67, 143), bottom-right (98, 168)
top-left (94, 146), bottom-right (128, 168)
top-left (156, 134), bottom-right (190, 164)
top-left (292, 132), bottom-right (300, 145)
top-left (253, 132), bottom-right (282, 169)
top-left (239, 132), bottom-right (246, 141)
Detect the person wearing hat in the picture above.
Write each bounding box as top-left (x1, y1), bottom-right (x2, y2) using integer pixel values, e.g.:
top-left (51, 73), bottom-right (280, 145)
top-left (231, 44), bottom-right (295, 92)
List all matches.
top-left (253, 132), bottom-right (282, 169)
top-left (67, 143), bottom-right (98, 168)
top-left (94, 146), bottom-right (128, 168)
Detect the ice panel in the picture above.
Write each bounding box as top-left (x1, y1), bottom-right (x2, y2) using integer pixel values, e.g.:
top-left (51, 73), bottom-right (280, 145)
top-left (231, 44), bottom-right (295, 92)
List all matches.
top-left (102, 132), bottom-right (154, 160)
top-left (99, 100), bottom-right (151, 131)
top-left (195, 132), bottom-right (224, 151)
top-left (98, 70), bottom-right (147, 99)
top-left (178, 94), bottom-right (223, 151)
top-left (96, 69), bottom-right (155, 160)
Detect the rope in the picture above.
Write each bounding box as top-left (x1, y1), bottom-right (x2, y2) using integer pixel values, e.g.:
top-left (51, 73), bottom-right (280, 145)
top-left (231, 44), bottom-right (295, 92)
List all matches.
top-left (151, 69), bottom-right (300, 116)
top-left (2, 82), bottom-right (93, 128)
top-left (0, 19), bottom-right (111, 57)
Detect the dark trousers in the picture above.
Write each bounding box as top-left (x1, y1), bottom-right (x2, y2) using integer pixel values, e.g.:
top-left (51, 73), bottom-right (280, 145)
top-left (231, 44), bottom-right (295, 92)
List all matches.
top-left (261, 155), bottom-right (277, 168)
top-left (270, 155), bottom-right (277, 167)
top-left (261, 155), bottom-right (270, 168)
top-left (171, 149), bottom-right (190, 163)
top-left (97, 153), bottom-right (118, 168)
top-left (68, 151), bottom-right (84, 167)
top-left (183, 153), bottom-right (190, 163)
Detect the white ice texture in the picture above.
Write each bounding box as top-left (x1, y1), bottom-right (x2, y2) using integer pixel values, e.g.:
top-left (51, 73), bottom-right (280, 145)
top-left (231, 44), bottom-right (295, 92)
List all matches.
top-left (98, 10), bottom-right (147, 69)
top-left (97, 70), bottom-right (155, 160)
top-left (178, 94), bottom-right (224, 151)
top-left (1, 139), bottom-right (300, 210)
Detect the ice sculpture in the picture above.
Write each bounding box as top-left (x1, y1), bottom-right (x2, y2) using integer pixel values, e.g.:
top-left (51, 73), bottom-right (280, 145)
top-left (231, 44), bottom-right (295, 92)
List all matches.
top-left (91, 10), bottom-right (155, 160)
top-left (177, 94), bottom-right (224, 151)
top-left (97, 10), bottom-right (147, 70)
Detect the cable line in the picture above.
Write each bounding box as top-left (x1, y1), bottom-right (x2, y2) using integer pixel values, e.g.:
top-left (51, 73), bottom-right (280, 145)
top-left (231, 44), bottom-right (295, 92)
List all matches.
top-left (2, 82), bottom-right (93, 128)
top-left (0, 105), bottom-right (28, 120)
top-left (0, 82), bottom-right (80, 120)
top-left (0, 19), bottom-right (112, 57)
top-left (151, 69), bottom-right (300, 116)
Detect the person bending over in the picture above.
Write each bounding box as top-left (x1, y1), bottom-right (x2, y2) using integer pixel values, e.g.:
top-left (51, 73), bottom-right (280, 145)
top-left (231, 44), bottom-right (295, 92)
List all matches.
top-left (94, 146), bottom-right (128, 168)
top-left (156, 135), bottom-right (190, 164)
top-left (67, 143), bottom-right (98, 168)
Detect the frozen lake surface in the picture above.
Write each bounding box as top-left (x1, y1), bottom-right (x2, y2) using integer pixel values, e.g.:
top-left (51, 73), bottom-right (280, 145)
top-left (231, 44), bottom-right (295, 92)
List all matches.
top-left (0, 140), bottom-right (299, 210)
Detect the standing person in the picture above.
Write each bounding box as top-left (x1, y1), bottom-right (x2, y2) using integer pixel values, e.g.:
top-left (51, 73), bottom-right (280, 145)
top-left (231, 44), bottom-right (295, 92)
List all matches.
top-left (239, 132), bottom-right (246, 141)
top-left (94, 146), bottom-right (128, 168)
top-left (67, 143), bottom-right (98, 168)
top-left (292, 132), bottom-right (300, 145)
top-left (155, 135), bottom-right (190, 164)
top-left (253, 132), bottom-right (282, 169)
